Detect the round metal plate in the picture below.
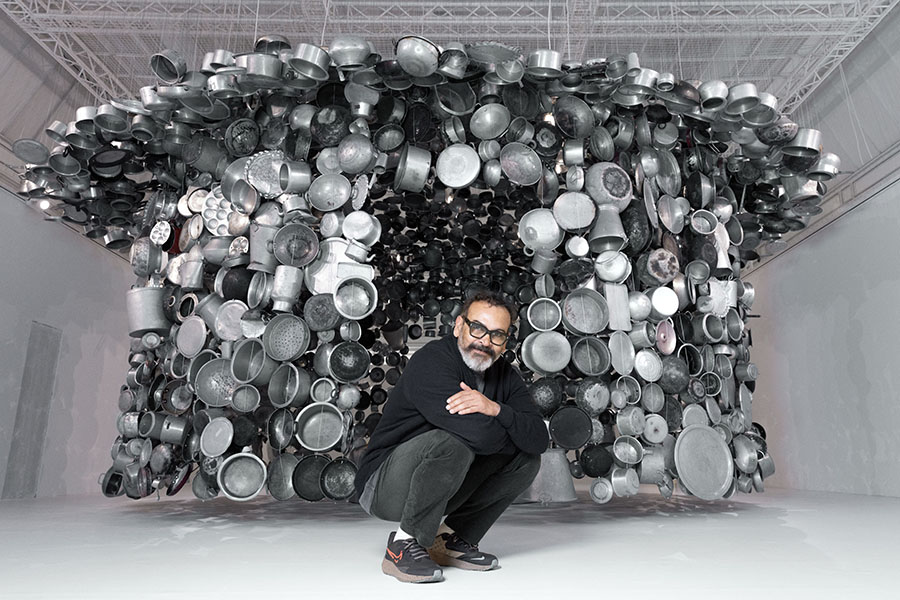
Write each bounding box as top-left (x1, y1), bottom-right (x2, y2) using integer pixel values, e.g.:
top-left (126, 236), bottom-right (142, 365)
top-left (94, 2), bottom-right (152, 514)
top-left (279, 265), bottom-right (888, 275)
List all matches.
top-left (436, 143), bottom-right (481, 188)
top-left (12, 138), bottom-right (50, 164)
top-left (608, 331), bottom-right (635, 375)
top-left (674, 424), bottom-right (734, 500)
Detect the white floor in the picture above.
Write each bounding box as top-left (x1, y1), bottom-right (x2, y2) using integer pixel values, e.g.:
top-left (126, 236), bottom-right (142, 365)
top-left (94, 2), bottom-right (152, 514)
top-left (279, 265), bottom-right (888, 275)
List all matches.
top-left (0, 483), bottom-right (896, 599)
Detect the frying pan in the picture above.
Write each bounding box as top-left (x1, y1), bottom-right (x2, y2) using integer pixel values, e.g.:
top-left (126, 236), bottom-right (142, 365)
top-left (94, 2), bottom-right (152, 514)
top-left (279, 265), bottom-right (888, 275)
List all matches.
top-left (320, 457), bottom-right (358, 500)
top-left (549, 405), bottom-right (592, 449)
top-left (292, 454), bottom-right (331, 501)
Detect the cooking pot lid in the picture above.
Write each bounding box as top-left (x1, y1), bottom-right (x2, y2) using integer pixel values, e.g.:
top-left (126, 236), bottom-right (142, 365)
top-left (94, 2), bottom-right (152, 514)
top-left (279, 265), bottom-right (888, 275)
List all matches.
top-left (436, 143), bottom-right (481, 189)
top-left (552, 192), bottom-right (596, 232)
top-left (674, 424), bottom-right (734, 500)
top-left (292, 454), bottom-right (331, 501)
top-left (176, 315), bottom-right (208, 358)
top-left (608, 331), bottom-right (635, 375)
top-left (199, 416), bottom-right (233, 457)
top-left (549, 405), bottom-right (592, 449)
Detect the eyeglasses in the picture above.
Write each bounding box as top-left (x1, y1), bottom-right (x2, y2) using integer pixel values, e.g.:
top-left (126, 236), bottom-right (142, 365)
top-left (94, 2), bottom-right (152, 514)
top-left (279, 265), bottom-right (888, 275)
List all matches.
top-left (462, 316), bottom-right (509, 346)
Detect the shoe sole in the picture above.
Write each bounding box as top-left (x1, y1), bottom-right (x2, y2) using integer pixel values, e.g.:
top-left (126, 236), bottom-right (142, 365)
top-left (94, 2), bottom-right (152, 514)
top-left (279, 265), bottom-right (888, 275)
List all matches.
top-left (428, 551), bottom-right (499, 571)
top-left (381, 558), bottom-right (443, 583)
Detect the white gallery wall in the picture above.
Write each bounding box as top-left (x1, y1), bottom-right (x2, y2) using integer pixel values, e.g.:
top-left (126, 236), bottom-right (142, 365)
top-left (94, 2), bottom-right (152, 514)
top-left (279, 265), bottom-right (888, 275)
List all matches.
top-left (0, 189), bottom-right (134, 497)
top-left (745, 178), bottom-right (900, 497)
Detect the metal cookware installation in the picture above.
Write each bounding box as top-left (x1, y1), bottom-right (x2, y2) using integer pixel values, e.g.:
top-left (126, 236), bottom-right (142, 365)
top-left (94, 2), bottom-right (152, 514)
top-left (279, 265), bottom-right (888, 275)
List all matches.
top-left (13, 35), bottom-right (812, 504)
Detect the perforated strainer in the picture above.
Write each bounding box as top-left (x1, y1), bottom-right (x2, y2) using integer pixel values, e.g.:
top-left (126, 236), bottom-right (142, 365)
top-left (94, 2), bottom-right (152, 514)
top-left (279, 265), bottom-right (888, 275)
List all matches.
top-left (262, 314), bottom-right (310, 361)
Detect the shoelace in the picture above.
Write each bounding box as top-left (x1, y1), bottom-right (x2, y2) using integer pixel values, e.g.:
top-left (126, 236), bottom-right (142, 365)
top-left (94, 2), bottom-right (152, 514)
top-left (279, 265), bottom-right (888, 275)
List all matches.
top-left (402, 538), bottom-right (432, 561)
top-left (447, 533), bottom-right (478, 552)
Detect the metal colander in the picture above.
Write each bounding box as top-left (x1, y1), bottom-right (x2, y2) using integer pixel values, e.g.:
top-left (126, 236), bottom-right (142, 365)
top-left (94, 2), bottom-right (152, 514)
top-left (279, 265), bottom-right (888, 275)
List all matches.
top-left (194, 358), bottom-right (238, 407)
top-left (262, 314), bottom-right (310, 361)
top-left (272, 223), bottom-right (319, 267)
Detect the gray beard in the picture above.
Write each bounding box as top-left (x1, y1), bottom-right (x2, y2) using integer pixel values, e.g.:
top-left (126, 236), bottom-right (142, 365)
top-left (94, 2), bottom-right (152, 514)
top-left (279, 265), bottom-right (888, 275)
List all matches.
top-left (457, 339), bottom-right (496, 373)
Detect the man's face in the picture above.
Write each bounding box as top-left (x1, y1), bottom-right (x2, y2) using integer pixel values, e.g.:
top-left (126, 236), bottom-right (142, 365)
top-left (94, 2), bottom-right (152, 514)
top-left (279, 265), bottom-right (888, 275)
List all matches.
top-left (453, 301), bottom-right (511, 373)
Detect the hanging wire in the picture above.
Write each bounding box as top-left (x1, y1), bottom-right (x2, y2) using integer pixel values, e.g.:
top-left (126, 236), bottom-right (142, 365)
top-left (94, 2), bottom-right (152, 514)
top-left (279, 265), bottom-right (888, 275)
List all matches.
top-left (838, 64), bottom-right (874, 165)
top-left (565, 0), bottom-right (571, 61)
top-left (546, 0), bottom-right (553, 50)
top-left (253, 0), bottom-right (262, 45)
top-left (321, 0), bottom-right (331, 47)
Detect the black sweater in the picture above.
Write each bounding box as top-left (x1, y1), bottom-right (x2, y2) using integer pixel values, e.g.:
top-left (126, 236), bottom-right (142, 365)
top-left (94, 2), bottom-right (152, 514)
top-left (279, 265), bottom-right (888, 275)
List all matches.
top-left (354, 334), bottom-right (549, 496)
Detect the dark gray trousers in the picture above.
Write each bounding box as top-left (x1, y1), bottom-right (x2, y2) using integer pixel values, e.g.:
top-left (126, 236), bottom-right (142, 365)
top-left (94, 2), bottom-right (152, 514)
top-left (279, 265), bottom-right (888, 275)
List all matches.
top-left (368, 429), bottom-right (541, 548)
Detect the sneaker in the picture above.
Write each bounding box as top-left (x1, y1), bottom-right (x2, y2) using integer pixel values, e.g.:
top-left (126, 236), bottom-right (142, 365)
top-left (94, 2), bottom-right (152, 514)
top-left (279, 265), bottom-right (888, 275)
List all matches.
top-left (428, 532), bottom-right (499, 571)
top-left (381, 532), bottom-right (443, 583)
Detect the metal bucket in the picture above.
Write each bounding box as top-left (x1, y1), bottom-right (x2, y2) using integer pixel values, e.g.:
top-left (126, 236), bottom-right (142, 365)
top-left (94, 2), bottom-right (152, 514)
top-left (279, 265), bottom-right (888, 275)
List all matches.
top-left (515, 448), bottom-right (577, 504)
top-left (587, 204), bottom-right (628, 253)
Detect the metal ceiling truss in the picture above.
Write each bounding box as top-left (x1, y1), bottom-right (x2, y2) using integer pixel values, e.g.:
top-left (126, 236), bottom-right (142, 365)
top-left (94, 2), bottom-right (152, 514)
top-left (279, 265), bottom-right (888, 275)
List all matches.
top-left (0, 0), bottom-right (897, 115)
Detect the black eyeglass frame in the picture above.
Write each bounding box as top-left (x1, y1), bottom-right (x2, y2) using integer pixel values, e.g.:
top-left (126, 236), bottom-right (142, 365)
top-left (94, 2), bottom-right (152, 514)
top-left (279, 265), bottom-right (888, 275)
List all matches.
top-left (462, 316), bottom-right (509, 346)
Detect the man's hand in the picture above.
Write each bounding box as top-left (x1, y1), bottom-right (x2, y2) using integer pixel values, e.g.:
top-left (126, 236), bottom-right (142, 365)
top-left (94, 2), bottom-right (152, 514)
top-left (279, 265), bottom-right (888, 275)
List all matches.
top-left (446, 382), bottom-right (500, 417)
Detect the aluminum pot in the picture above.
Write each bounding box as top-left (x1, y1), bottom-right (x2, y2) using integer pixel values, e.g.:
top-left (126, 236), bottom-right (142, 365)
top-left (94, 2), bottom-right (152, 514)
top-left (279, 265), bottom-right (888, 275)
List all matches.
top-left (268, 363), bottom-right (312, 409)
top-left (520, 331), bottom-right (572, 376)
top-left (393, 143), bottom-right (431, 193)
top-left (230, 338), bottom-right (278, 385)
top-left (126, 286), bottom-right (171, 338)
top-left (217, 452), bottom-right (267, 501)
top-left (295, 402), bottom-right (344, 452)
top-left (561, 288), bottom-right (609, 335)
